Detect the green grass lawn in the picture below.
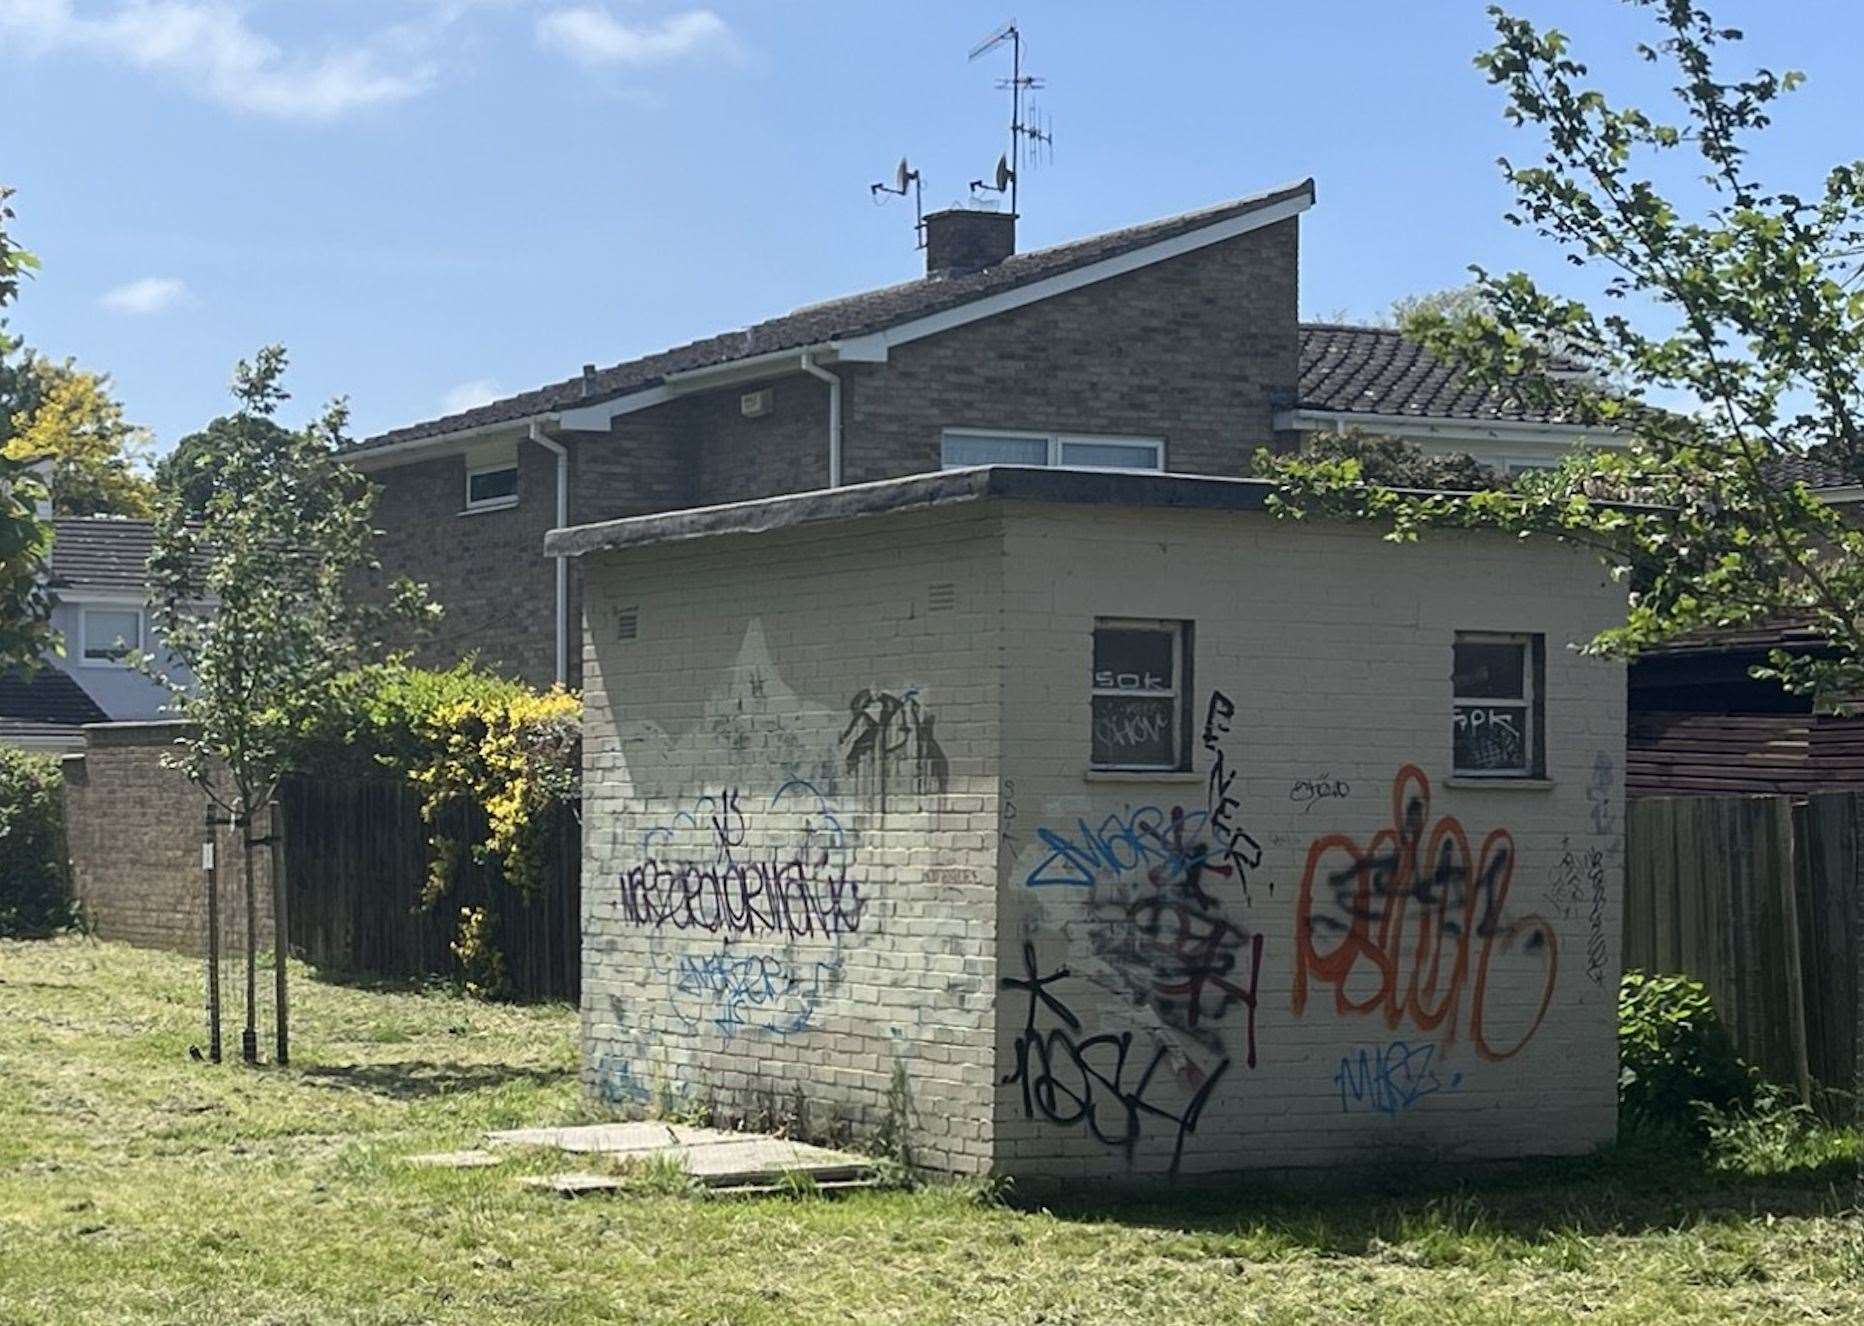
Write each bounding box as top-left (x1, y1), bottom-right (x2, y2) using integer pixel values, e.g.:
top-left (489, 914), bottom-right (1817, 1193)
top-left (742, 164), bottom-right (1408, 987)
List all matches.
top-left (0, 936), bottom-right (1859, 1325)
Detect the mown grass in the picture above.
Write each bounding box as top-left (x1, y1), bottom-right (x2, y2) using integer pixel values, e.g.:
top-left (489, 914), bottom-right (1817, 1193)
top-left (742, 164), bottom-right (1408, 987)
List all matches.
top-left (0, 935), bottom-right (1858, 1325)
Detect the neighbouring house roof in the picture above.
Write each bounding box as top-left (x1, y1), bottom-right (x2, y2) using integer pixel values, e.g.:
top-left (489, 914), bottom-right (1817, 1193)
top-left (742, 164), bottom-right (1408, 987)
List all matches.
top-left (47, 517), bottom-right (156, 595)
top-left (1628, 711), bottom-right (1864, 797)
top-left (356, 181), bottom-right (1318, 452)
top-left (1296, 323), bottom-right (1593, 426)
top-left (0, 667), bottom-right (109, 750)
top-left (1765, 451), bottom-right (1854, 491)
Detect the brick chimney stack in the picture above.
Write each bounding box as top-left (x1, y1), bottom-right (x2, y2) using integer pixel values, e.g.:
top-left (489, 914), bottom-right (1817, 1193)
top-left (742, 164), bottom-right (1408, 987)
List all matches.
top-left (923, 208), bottom-right (1016, 279)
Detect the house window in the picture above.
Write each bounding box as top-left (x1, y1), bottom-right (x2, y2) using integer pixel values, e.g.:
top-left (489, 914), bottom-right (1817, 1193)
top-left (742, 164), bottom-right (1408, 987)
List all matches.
top-left (940, 429), bottom-right (1165, 472)
top-left (1452, 632), bottom-right (1545, 777)
top-left (81, 607), bottom-right (142, 667)
top-left (465, 462), bottom-right (519, 512)
top-left (1091, 619), bottom-right (1192, 770)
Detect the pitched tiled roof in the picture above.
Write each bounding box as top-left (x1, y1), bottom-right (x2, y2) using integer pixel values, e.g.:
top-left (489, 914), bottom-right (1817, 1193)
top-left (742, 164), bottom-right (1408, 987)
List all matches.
top-left (47, 518), bottom-right (155, 593)
top-left (0, 667), bottom-right (108, 745)
top-left (1765, 451), bottom-right (1853, 491)
top-left (1296, 322), bottom-right (1593, 425)
top-left (357, 180), bottom-right (1317, 451)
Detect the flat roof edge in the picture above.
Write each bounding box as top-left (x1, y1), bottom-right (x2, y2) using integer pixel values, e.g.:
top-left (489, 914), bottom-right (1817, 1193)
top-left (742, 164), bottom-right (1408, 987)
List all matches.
top-left (544, 467), bottom-right (1282, 558)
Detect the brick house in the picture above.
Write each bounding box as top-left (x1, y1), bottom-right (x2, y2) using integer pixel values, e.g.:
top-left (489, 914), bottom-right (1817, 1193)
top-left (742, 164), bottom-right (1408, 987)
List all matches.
top-left (549, 468), bottom-right (1627, 1178)
top-left (350, 179), bottom-right (1629, 689)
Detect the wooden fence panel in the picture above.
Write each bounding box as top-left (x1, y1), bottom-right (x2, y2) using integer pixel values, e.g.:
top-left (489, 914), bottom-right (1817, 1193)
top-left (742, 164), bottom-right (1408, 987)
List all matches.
top-left (277, 774), bottom-right (580, 1002)
top-left (1623, 795), bottom-right (1809, 1092)
top-left (1797, 792), bottom-right (1860, 1101)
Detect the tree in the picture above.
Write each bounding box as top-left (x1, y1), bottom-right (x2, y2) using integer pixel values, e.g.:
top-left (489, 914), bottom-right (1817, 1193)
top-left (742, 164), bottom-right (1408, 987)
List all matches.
top-left (1257, 428), bottom-right (1507, 493)
top-left (1264, 1), bottom-right (1864, 708)
top-left (4, 354), bottom-right (157, 517)
top-left (0, 183), bottom-right (54, 675)
top-left (146, 345), bottom-right (431, 1062)
top-left (155, 412), bottom-right (295, 520)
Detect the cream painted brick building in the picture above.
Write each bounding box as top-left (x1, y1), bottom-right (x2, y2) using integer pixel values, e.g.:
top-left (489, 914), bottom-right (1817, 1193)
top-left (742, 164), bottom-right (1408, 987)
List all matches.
top-left (555, 468), bottom-right (1627, 1181)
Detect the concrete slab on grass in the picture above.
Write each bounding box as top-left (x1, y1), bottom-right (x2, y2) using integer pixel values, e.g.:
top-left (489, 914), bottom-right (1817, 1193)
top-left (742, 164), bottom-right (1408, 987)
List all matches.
top-left (485, 1121), bottom-right (874, 1189)
top-left (405, 1149), bottom-right (504, 1169)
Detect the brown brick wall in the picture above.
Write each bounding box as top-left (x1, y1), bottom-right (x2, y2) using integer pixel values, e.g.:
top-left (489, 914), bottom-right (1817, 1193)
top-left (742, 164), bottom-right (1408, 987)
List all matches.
top-left (62, 723), bottom-right (274, 959)
top-left (363, 217), bottom-right (1300, 686)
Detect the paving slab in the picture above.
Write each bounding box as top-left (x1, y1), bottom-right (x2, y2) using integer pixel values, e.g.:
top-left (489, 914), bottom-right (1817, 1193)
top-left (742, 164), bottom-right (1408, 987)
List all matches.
top-left (520, 1172), bottom-right (626, 1197)
top-left (484, 1121), bottom-right (874, 1188)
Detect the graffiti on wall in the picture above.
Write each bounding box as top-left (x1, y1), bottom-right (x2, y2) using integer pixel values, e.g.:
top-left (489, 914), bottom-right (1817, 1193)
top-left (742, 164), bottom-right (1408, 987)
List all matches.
top-left (1550, 838), bottom-right (1610, 989)
top-left (1334, 1040), bottom-right (1461, 1116)
top-left (661, 950), bottom-right (840, 1041)
top-left (839, 687), bottom-right (949, 811)
top-left (1289, 774), bottom-right (1351, 814)
top-left (1200, 691), bottom-right (1265, 902)
top-left (618, 780), bottom-right (866, 940)
top-left (1586, 750), bottom-right (1618, 838)
top-left (1291, 764), bottom-right (1558, 1061)
top-left (1002, 943), bottom-right (1228, 1174)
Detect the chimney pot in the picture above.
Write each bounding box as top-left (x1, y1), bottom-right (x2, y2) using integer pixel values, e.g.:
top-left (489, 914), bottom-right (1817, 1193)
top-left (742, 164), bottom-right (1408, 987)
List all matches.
top-left (922, 208), bottom-right (1016, 279)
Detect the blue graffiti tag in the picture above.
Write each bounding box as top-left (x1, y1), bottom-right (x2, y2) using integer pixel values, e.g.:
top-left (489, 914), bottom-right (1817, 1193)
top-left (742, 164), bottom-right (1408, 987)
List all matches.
top-left (1024, 804), bottom-right (1224, 891)
top-left (662, 950), bottom-right (839, 1041)
top-left (1334, 1041), bottom-right (1462, 1116)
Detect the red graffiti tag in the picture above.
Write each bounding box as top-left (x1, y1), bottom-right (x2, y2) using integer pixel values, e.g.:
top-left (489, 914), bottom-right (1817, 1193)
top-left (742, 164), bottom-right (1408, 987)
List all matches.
top-left (1291, 765), bottom-right (1557, 1062)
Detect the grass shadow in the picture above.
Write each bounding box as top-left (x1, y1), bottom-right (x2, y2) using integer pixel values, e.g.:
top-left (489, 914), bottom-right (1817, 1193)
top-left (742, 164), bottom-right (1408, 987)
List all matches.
top-left (302, 963), bottom-right (575, 1008)
top-left (1025, 1133), bottom-right (1862, 1251)
top-left (299, 1060), bottom-right (574, 1100)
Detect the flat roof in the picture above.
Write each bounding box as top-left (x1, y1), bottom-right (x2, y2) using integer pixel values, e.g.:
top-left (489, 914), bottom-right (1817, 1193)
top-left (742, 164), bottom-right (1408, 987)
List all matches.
top-left (544, 467), bottom-right (1284, 559)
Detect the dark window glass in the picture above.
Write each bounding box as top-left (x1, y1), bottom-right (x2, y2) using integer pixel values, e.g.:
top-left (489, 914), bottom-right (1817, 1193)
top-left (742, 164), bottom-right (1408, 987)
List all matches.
top-left (1453, 703), bottom-right (1529, 773)
top-left (468, 466), bottom-right (518, 506)
top-left (1453, 640), bottom-right (1526, 699)
top-left (1092, 629), bottom-right (1174, 693)
top-left (1092, 695), bottom-right (1177, 767)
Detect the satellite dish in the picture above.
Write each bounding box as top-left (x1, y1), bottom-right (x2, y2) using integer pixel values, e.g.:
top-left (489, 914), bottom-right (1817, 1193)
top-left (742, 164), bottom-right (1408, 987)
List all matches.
top-left (994, 154), bottom-right (1014, 194)
top-left (896, 158), bottom-right (912, 192)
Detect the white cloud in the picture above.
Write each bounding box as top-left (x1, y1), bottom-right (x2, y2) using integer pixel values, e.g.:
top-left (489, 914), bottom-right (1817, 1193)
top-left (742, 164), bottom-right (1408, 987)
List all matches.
top-left (100, 275), bottom-right (194, 315)
top-left (440, 378), bottom-right (501, 415)
top-left (0, 1), bottom-right (436, 121)
top-left (537, 6), bottom-right (731, 68)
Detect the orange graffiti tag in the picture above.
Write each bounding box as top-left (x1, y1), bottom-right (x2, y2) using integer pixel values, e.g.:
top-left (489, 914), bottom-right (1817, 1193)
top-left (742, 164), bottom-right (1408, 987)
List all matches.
top-left (1291, 764), bottom-right (1557, 1061)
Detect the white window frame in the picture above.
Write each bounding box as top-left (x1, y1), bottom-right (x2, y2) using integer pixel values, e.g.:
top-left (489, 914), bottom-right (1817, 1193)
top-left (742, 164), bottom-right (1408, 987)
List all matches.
top-left (940, 428), bottom-right (1165, 473)
top-left (80, 605), bottom-right (144, 669)
top-left (1451, 631), bottom-right (1540, 779)
top-left (464, 461), bottom-right (519, 513)
top-left (1090, 617), bottom-right (1190, 772)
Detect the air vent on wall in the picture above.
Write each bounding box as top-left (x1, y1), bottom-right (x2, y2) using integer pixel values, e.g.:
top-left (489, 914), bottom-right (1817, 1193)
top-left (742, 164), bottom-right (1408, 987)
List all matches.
top-left (615, 605), bottom-right (639, 640)
top-left (927, 582), bottom-right (957, 613)
top-left (740, 388), bottom-right (774, 418)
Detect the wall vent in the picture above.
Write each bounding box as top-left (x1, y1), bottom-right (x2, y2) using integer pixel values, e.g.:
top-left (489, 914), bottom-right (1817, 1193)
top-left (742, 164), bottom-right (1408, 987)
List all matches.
top-left (615, 605), bottom-right (639, 640)
top-left (927, 582), bottom-right (957, 613)
top-left (740, 388), bottom-right (774, 418)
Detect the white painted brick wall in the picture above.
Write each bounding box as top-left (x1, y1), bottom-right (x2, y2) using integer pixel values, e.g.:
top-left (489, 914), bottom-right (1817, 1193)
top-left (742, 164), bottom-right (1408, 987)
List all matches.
top-left (577, 497), bottom-right (1626, 1181)
top-left (996, 504), bottom-right (1626, 1179)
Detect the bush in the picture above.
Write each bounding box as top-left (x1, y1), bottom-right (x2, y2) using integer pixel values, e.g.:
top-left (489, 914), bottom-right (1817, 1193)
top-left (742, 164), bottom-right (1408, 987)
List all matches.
top-left (1618, 969), bottom-right (1755, 1134)
top-left (0, 745), bottom-right (75, 936)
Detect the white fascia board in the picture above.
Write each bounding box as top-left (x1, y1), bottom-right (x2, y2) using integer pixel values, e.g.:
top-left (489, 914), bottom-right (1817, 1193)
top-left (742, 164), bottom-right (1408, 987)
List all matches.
top-left (1814, 484), bottom-right (1863, 504)
top-left (556, 384), bottom-right (676, 432)
top-left (832, 193), bottom-right (1313, 361)
top-left (347, 415), bottom-right (556, 471)
top-left (1277, 408), bottom-right (1625, 447)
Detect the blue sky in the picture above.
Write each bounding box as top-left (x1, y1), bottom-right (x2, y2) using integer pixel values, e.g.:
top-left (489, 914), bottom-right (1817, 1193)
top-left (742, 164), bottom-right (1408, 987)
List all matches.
top-left (3, 1), bottom-right (1860, 451)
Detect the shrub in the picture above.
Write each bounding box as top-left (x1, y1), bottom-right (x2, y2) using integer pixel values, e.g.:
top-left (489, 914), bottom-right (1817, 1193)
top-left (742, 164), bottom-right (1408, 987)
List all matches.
top-left (0, 745), bottom-right (74, 936)
top-left (1618, 969), bottom-right (1755, 1134)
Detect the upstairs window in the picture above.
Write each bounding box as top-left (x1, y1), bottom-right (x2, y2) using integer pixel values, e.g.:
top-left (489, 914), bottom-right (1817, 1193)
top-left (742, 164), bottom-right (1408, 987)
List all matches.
top-left (81, 607), bottom-right (142, 667)
top-left (1090, 619), bottom-right (1192, 771)
top-left (941, 429), bottom-right (1164, 472)
top-left (465, 461), bottom-right (519, 512)
top-left (1452, 632), bottom-right (1545, 778)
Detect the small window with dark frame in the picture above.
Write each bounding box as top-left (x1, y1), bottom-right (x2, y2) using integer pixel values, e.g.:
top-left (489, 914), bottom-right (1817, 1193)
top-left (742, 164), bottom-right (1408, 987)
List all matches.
top-left (1452, 632), bottom-right (1545, 778)
top-left (1091, 619), bottom-right (1192, 770)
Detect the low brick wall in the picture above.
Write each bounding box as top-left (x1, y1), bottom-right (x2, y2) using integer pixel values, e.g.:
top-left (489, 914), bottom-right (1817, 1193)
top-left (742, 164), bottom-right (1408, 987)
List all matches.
top-left (62, 722), bottom-right (274, 957)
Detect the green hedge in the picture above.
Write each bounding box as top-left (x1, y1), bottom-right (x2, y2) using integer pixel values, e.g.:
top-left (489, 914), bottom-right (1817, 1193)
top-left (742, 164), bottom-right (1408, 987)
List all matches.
top-left (0, 745), bottom-right (74, 937)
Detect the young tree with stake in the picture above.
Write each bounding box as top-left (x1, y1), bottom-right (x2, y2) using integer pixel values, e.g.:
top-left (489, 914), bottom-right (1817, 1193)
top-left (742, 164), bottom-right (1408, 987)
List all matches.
top-left (146, 346), bottom-right (431, 1064)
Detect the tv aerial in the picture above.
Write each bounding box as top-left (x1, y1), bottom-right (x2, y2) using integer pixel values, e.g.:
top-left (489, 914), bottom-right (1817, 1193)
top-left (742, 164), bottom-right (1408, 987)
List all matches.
top-left (967, 19), bottom-right (1054, 216)
top-left (870, 156), bottom-right (925, 249)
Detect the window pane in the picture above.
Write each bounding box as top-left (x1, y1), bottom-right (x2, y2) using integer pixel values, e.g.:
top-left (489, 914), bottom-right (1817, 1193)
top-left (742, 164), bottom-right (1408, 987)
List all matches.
top-left (84, 610), bottom-right (140, 660)
top-left (1059, 440), bottom-right (1161, 470)
top-left (1092, 628), bottom-right (1174, 692)
top-left (941, 434), bottom-right (1049, 468)
top-left (1092, 695), bottom-right (1177, 767)
top-left (1453, 703), bottom-right (1529, 772)
top-left (468, 466), bottom-right (518, 504)
top-left (1453, 639), bottom-right (1526, 699)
